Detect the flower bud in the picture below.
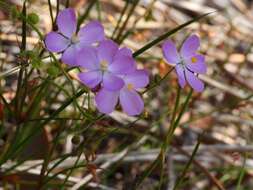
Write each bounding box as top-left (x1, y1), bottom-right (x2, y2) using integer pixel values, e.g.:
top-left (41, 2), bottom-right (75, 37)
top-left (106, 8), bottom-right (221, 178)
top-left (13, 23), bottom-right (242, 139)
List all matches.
top-left (28, 13), bottom-right (39, 24)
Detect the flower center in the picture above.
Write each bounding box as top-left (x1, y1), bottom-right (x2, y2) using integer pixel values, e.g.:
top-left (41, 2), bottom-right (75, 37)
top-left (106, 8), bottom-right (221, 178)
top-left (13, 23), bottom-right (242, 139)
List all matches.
top-left (178, 59), bottom-right (185, 67)
top-left (100, 60), bottom-right (108, 71)
top-left (191, 56), bottom-right (197, 63)
top-left (127, 83), bottom-right (134, 91)
top-left (71, 34), bottom-right (79, 44)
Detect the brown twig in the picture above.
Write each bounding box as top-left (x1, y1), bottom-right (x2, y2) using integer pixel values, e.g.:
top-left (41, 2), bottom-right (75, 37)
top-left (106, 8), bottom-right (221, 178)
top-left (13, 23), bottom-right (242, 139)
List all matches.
top-left (175, 146), bottom-right (226, 190)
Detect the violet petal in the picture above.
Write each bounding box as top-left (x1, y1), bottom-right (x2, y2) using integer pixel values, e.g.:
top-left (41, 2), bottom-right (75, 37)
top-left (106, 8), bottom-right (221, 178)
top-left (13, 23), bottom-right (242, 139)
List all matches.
top-left (76, 47), bottom-right (99, 69)
top-left (185, 69), bottom-right (204, 92)
top-left (78, 20), bottom-right (105, 46)
top-left (57, 8), bottom-right (77, 38)
top-left (185, 54), bottom-right (207, 74)
top-left (95, 88), bottom-right (119, 114)
top-left (162, 40), bottom-right (180, 64)
top-left (180, 35), bottom-right (200, 59)
top-left (78, 71), bottom-right (102, 89)
top-left (124, 69), bottom-right (149, 89)
top-left (45, 32), bottom-right (70, 52)
top-left (109, 55), bottom-right (136, 75)
top-left (175, 65), bottom-right (186, 88)
top-left (119, 88), bottom-right (144, 116)
top-left (102, 72), bottom-right (124, 91)
top-left (97, 40), bottom-right (118, 64)
top-left (61, 45), bottom-right (78, 66)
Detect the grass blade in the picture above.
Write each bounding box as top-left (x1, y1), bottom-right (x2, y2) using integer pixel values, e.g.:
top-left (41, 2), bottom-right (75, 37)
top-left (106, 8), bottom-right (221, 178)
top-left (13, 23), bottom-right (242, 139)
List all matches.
top-left (133, 12), bottom-right (214, 58)
top-left (0, 88), bottom-right (87, 166)
top-left (173, 136), bottom-right (202, 190)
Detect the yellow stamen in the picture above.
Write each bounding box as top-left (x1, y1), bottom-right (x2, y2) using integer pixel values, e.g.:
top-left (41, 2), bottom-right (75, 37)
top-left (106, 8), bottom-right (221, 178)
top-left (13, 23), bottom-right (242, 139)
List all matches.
top-left (127, 83), bottom-right (134, 90)
top-left (191, 56), bottom-right (197, 63)
top-left (100, 60), bottom-right (108, 71)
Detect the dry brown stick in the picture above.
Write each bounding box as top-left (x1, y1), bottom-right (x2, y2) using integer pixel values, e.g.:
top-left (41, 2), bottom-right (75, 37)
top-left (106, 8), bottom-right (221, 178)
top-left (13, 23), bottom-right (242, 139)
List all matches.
top-left (0, 33), bottom-right (39, 45)
top-left (70, 127), bottom-right (154, 190)
top-left (231, 0), bottom-right (253, 21)
top-left (215, 57), bottom-right (253, 92)
top-left (175, 146), bottom-right (226, 190)
top-left (3, 144), bottom-right (253, 171)
top-left (199, 74), bottom-right (251, 101)
top-left (167, 149), bottom-right (175, 190)
top-left (211, 148), bottom-right (253, 177)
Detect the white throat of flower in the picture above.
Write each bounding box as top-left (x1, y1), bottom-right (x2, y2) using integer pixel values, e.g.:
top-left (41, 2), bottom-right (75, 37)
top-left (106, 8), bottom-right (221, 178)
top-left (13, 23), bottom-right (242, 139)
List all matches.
top-left (177, 56), bottom-right (198, 69)
top-left (177, 57), bottom-right (186, 69)
top-left (71, 34), bottom-right (79, 44)
top-left (100, 60), bottom-right (108, 72)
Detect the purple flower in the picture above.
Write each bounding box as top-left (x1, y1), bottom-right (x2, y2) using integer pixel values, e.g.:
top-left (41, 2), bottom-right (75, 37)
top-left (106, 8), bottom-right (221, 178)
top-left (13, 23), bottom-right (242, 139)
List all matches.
top-left (77, 40), bottom-right (136, 91)
top-left (95, 69), bottom-right (149, 116)
top-left (162, 35), bottom-right (207, 92)
top-left (45, 8), bottom-right (105, 66)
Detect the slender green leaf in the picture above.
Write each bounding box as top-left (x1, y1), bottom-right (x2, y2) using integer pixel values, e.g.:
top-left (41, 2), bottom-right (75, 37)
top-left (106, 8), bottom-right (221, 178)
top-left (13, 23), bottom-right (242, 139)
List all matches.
top-left (133, 12), bottom-right (213, 58)
top-left (173, 137), bottom-right (202, 190)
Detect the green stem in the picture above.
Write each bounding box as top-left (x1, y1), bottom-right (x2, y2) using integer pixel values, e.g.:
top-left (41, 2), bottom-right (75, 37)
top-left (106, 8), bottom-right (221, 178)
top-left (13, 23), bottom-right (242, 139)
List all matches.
top-left (77, 0), bottom-right (97, 31)
top-left (96, 0), bottom-right (101, 21)
top-left (118, 0), bottom-right (157, 43)
top-left (43, 164), bottom-right (87, 186)
top-left (236, 153), bottom-right (247, 190)
top-left (0, 1), bottom-right (28, 168)
top-left (46, 153), bottom-right (73, 177)
top-left (18, 13), bottom-right (44, 39)
top-left (118, 30), bottom-right (133, 44)
top-left (0, 88), bottom-right (87, 166)
top-left (56, 0), bottom-right (60, 18)
top-left (60, 149), bottom-right (83, 188)
top-left (48, 0), bottom-right (54, 28)
top-left (170, 87), bottom-right (181, 126)
top-left (38, 122), bottom-right (67, 188)
top-left (134, 90), bottom-right (193, 188)
top-left (49, 53), bottom-right (93, 120)
top-left (0, 94), bottom-right (12, 116)
top-left (142, 68), bottom-right (174, 94)
top-left (158, 87), bottom-right (181, 189)
top-left (167, 89), bottom-right (193, 143)
top-left (133, 12), bottom-right (213, 58)
top-left (173, 136), bottom-right (202, 190)
top-left (111, 0), bottom-right (129, 39)
top-left (65, 0), bottom-right (69, 8)
top-left (52, 0), bottom-right (60, 29)
top-left (15, 1), bottom-right (27, 123)
top-left (114, 0), bottom-right (140, 42)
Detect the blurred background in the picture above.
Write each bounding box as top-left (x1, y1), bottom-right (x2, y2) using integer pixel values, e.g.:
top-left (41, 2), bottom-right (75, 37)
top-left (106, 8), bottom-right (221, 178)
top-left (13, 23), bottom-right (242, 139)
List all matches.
top-left (1, 0), bottom-right (253, 189)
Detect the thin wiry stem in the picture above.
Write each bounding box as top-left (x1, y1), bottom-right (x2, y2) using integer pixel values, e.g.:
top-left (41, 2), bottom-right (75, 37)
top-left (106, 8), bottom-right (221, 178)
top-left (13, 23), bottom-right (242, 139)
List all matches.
top-left (133, 12), bottom-right (214, 58)
top-left (114, 0), bottom-right (140, 42)
top-left (173, 136), bottom-right (202, 190)
top-left (48, 0), bottom-right (54, 29)
top-left (111, 0), bottom-right (130, 39)
top-left (77, 0), bottom-right (98, 31)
